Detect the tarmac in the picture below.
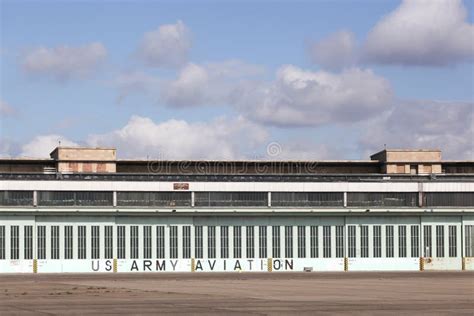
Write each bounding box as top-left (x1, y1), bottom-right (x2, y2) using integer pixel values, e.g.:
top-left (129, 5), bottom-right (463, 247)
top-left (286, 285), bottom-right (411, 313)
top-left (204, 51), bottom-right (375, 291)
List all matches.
top-left (0, 272), bottom-right (473, 315)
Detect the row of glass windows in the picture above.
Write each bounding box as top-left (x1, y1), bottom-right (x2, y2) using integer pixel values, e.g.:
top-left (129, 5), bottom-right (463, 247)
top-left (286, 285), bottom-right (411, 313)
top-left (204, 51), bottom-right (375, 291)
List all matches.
top-left (1, 191), bottom-right (473, 207)
top-left (1, 225), bottom-right (472, 260)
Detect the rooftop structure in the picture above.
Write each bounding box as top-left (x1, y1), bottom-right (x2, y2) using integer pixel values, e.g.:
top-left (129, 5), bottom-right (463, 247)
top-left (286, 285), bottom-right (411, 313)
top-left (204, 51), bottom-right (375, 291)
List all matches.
top-left (1, 147), bottom-right (473, 175)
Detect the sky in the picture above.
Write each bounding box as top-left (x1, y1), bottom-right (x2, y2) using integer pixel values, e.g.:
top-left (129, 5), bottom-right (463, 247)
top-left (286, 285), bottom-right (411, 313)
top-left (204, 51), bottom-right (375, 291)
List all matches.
top-left (0, 0), bottom-right (473, 160)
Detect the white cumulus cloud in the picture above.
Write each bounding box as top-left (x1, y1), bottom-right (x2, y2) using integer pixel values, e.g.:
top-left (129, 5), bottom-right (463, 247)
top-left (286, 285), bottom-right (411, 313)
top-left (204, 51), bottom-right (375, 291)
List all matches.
top-left (22, 42), bottom-right (107, 80)
top-left (21, 135), bottom-right (80, 158)
top-left (308, 30), bottom-right (357, 70)
top-left (87, 115), bottom-right (269, 159)
top-left (160, 60), bottom-right (264, 107)
top-left (137, 20), bottom-right (192, 67)
top-left (364, 0), bottom-right (474, 66)
top-left (234, 65), bottom-right (393, 127)
top-left (358, 100), bottom-right (474, 159)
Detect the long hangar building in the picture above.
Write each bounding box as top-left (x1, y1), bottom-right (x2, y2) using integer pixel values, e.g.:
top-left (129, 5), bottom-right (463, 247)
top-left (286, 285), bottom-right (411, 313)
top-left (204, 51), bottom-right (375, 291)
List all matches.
top-left (0, 146), bottom-right (473, 273)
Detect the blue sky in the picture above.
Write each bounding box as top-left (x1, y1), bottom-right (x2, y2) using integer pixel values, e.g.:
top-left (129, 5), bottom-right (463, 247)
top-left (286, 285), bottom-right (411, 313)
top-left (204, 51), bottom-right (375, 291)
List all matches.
top-left (1, 0), bottom-right (473, 159)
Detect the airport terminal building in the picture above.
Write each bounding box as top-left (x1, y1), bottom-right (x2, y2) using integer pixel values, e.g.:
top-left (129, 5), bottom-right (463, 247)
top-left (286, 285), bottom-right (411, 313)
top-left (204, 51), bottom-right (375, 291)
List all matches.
top-left (1, 147), bottom-right (473, 273)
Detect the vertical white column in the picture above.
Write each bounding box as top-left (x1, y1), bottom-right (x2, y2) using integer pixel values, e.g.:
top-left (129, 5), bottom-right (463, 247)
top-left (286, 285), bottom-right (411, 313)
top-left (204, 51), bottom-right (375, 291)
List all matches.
top-left (368, 225), bottom-right (373, 258)
top-left (344, 224), bottom-right (348, 258)
top-left (394, 225), bottom-right (399, 258)
top-left (33, 222), bottom-right (38, 260)
top-left (458, 223), bottom-right (463, 258)
top-left (380, 225), bottom-right (387, 258)
top-left (444, 224), bottom-right (449, 258)
top-left (292, 225), bottom-right (297, 259)
top-left (267, 225), bottom-right (272, 259)
top-left (407, 225), bottom-right (412, 258)
top-left (5, 225), bottom-right (11, 260)
top-left (304, 225), bottom-right (311, 258)
top-left (253, 225), bottom-right (258, 259)
top-left (330, 226), bottom-right (336, 258)
top-left (279, 225), bottom-right (284, 259)
top-left (356, 225), bottom-right (361, 258)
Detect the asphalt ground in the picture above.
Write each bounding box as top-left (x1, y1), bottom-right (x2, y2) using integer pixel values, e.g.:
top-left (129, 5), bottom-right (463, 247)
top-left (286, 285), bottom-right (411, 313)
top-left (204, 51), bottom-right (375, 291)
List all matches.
top-left (0, 272), bottom-right (473, 315)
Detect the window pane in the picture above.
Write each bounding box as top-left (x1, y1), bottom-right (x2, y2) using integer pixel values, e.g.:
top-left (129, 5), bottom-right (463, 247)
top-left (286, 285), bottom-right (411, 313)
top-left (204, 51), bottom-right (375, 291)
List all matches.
top-left (258, 226), bottom-right (267, 259)
top-left (117, 192), bottom-right (191, 207)
top-left (208, 226), bottom-right (216, 259)
top-left (117, 226), bottom-right (125, 259)
top-left (170, 226), bottom-right (178, 259)
top-left (348, 226), bottom-right (356, 258)
top-left (423, 226), bottom-right (432, 257)
top-left (448, 226), bottom-right (457, 257)
top-left (373, 226), bottom-right (381, 258)
top-left (156, 226), bottom-right (165, 259)
top-left (51, 226), bottom-right (59, 260)
top-left (194, 192), bottom-right (268, 207)
top-left (220, 226), bottom-right (229, 259)
top-left (347, 192), bottom-right (418, 207)
top-left (398, 226), bottom-right (407, 258)
top-left (91, 226), bottom-right (100, 259)
top-left (78, 226), bottom-right (87, 259)
top-left (10, 226), bottom-right (19, 260)
top-left (195, 226), bottom-right (203, 259)
top-left (386, 226), bottom-right (394, 258)
top-left (310, 226), bottom-right (318, 258)
top-left (323, 226), bottom-right (331, 258)
top-left (246, 226), bottom-right (254, 258)
top-left (105, 226), bottom-right (113, 259)
top-left (143, 226), bottom-right (152, 259)
top-left (284, 226), bottom-right (293, 258)
top-left (336, 226), bottom-right (344, 258)
top-left (38, 226), bottom-right (46, 260)
top-left (0, 226), bottom-right (5, 260)
top-left (271, 192), bottom-right (343, 207)
top-left (0, 191), bottom-right (33, 206)
top-left (361, 226), bottom-right (369, 258)
top-left (233, 226), bottom-right (241, 258)
top-left (24, 226), bottom-right (33, 260)
top-left (183, 226), bottom-right (191, 259)
top-left (38, 191), bottom-right (113, 206)
top-left (436, 225), bottom-right (444, 257)
top-left (425, 192), bottom-right (474, 207)
top-left (411, 226), bottom-right (419, 258)
top-left (465, 225), bottom-right (474, 257)
top-left (297, 226), bottom-right (306, 258)
top-left (272, 226), bottom-right (280, 258)
top-left (64, 226), bottom-right (73, 260)
top-left (130, 226), bottom-right (139, 259)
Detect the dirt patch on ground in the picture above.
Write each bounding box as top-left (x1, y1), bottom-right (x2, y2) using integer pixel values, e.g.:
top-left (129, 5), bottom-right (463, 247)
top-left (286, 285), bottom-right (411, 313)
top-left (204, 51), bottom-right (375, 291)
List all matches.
top-left (0, 272), bottom-right (473, 315)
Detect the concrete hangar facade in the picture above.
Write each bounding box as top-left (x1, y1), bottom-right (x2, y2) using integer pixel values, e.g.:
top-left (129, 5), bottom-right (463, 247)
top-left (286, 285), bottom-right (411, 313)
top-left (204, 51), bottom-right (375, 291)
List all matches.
top-left (0, 147), bottom-right (473, 273)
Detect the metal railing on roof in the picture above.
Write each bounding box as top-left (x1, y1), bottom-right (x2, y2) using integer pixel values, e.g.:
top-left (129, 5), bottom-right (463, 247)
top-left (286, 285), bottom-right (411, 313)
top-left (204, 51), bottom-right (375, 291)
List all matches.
top-left (0, 172), bottom-right (474, 182)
